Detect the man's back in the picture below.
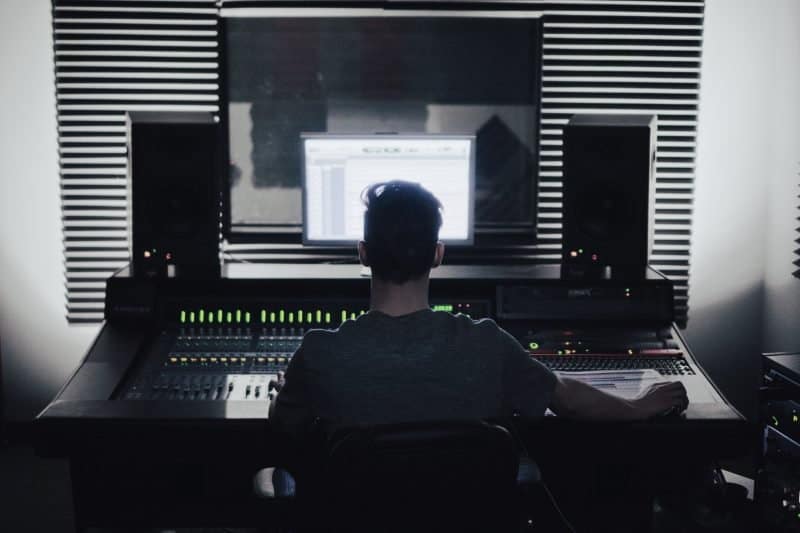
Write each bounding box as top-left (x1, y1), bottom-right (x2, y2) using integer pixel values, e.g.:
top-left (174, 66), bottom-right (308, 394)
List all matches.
top-left (272, 309), bottom-right (556, 434)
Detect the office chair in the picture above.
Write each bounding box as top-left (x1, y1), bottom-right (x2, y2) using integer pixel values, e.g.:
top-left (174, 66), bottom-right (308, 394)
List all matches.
top-left (286, 419), bottom-right (561, 533)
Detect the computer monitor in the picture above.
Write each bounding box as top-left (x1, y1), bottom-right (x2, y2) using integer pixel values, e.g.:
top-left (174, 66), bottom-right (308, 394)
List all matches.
top-left (302, 134), bottom-right (475, 246)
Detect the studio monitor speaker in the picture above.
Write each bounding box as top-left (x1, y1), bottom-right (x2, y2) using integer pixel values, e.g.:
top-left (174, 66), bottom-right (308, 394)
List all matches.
top-left (127, 112), bottom-right (221, 278)
top-left (562, 114), bottom-right (656, 275)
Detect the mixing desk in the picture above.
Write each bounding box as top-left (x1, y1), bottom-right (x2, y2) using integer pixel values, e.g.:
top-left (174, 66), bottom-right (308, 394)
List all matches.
top-left (119, 298), bottom-right (487, 402)
top-left (50, 264), bottom-right (730, 410)
top-left (35, 264), bottom-right (750, 531)
top-left (120, 324), bottom-right (721, 405)
top-left (527, 327), bottom-right (722, 404)
top-left (120, 328), bottom-right (303, 401)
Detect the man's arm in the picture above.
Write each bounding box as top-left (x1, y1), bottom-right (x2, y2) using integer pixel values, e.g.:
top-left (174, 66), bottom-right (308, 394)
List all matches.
top-left (498, 326), bottom-right (690, 421)
top-left (551, 375), bottom-right (688, 421)
top-left (267, 371), bottom-right (284, 418)
top-left (270, 344), bottom-right (313, 437)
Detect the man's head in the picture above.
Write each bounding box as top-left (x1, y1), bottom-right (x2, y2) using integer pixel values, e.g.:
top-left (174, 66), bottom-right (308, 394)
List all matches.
top-left (359, 181), bottom-right (444, 284)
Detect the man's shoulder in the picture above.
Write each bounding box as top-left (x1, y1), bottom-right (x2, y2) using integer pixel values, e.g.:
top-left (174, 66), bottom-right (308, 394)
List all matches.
top-left (298, 320), bottom-right (362, 351)
top-left (452, 313), bottom-right (503, 334)
top-left (299, 311), bottom-right (507, 346)
top-left (299, 327), bottom-right (338, 347)
top-left (428, 312), bottom-right (513, 346)
top-left (438, 314), bottom-right (524, 354)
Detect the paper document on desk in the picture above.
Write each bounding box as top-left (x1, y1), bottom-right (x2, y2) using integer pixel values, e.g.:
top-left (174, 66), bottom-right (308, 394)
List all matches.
top-left (555, 369), bottom-right (664, 400)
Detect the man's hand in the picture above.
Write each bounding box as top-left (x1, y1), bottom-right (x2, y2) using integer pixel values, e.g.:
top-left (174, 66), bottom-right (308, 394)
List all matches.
top-left (269, 371), bottom-right (285, 397)
top-left (267, 371), bottom-right (285, 418)
top-left (632, 381), bottom-right (689, 418)
top-left (552, 376), bottom-right (689, 420)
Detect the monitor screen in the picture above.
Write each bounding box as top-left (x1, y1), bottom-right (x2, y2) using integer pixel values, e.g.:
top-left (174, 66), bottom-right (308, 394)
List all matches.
top-left (222, 9), bottom-right (542, 240)
top-left (302, 135), bottom-right (474, 246)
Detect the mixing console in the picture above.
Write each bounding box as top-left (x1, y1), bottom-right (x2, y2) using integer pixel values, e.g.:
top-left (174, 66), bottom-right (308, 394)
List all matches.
top-left (37, 265), bottom-right (748, 533)
top-left (521, 326), bottom-right (721, 403)
top-left (124, 374), bottom-right (276, 401)
top-left (120, 300), bottom-right (491, 402)
top-left (121, 327), bottom-right (304, 401)
top-left (169, 302), bottom-right (483, 328)
top-left (121, 322), bottom-right (707, 400)
top-left (526, 327), bottom-right (697, 376)
top-left (537, 353), bottom-right (693, 375)
top-left (171, 326), bottom-right (304, 361)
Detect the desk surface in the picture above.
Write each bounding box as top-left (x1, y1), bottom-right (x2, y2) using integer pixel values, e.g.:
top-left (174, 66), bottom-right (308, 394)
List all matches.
top-left (39, 268), bottom-right (750, 464)
top-left (765, 352), bottom-right (800, 384)
top-left (114, 263), bottom-right (668, 282)
top-left (221, 263), bottom-right (668, 281)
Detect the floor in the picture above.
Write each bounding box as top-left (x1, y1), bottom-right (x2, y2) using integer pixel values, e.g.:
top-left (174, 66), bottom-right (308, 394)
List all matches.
top-left (0, 437), bottom-right (266, 533)
top-left (1, 443), bottom-right (75, 532)
top-left (0, 432), bottom-right (761, 533)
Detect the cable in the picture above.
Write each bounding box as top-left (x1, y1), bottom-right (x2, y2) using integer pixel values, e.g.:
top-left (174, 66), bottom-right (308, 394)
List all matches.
top-left (540, 481), bottom-right (577, 533)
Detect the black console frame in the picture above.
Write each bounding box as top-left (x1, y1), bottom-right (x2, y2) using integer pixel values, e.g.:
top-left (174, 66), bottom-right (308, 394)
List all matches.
top-left (36, 264), bottom-right (753, 531)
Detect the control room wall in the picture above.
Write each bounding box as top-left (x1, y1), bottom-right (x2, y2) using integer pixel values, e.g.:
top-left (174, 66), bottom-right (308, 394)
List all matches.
top-left (687, 0), bottom-right (800, 421)
top-left (0, 0), bottom-right (100, 422)
top-left (1, 0), bottom-right (795, 423)
top-left (760, 1), bottom-right (800, 356)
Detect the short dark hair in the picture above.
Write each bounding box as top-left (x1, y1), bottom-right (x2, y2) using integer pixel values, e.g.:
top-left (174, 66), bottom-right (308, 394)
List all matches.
top-left (362, 181), bottom-right (443, 284)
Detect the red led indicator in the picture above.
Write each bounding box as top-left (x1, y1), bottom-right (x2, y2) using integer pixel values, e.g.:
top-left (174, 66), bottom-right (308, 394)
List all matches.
top-left (591, 254), bottom-right (598, 261)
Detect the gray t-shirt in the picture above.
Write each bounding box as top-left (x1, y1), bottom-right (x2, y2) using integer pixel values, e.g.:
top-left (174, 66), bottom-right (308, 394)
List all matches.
top-left (272, 309), bottom-right (557, 436)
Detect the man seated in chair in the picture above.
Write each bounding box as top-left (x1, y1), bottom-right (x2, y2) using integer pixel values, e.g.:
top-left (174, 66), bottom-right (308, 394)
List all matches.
top-left (269, 180), bottom-right (688, 501)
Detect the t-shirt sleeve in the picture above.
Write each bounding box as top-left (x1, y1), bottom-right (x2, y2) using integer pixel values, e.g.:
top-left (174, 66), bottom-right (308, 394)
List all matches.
top-left (271, 340), bottom-right (314, 439)
top-left (499, 329), bottom-right (558, 418)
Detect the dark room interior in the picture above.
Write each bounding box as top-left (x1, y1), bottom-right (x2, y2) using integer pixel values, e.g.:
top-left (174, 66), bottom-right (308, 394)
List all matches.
top-left (1, 1), bottom-right (799, 532)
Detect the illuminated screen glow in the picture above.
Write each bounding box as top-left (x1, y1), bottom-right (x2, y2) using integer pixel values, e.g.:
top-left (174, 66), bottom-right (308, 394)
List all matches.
top-left (302, 135), bottom-right (474, 245)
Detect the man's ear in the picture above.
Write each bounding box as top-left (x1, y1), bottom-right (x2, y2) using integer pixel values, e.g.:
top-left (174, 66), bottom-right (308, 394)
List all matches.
top-left (358, 241), bottom-right (370, 266)
top-left (432, 242), bottom-right (445, 268)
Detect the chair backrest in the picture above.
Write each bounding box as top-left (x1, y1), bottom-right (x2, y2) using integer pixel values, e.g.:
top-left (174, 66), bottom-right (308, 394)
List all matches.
top-left (298, 420), bottom-right (520, 532)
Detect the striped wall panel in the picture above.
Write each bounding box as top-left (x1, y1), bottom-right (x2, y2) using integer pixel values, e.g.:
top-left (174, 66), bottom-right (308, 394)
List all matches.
top-left (55, 0), bottom-right (704, 326)
top-left (54, 0), bottom-right (219, 322)
top-left (794, 181), bottom-right (800, 279)
top-left (535, 1), bottom-right (703, 326)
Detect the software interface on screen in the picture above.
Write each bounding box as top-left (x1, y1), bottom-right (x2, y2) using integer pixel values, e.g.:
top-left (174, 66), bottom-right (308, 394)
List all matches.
top-left (303, 136), bottom-right (474, 245)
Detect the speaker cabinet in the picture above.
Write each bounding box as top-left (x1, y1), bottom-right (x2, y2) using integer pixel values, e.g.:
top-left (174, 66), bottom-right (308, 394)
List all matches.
top-left (562, 114), bottom-right (656, 275)
top-left (127, 112), bottom-right (221, 278)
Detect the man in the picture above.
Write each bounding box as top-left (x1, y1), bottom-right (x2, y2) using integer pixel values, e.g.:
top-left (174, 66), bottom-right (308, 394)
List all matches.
top-left (272, 180), bottom-right (688, 436)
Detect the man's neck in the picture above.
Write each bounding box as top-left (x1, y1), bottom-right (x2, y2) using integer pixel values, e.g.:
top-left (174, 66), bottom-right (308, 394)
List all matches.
top-left (369, 275), bottom-right (430, 317)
